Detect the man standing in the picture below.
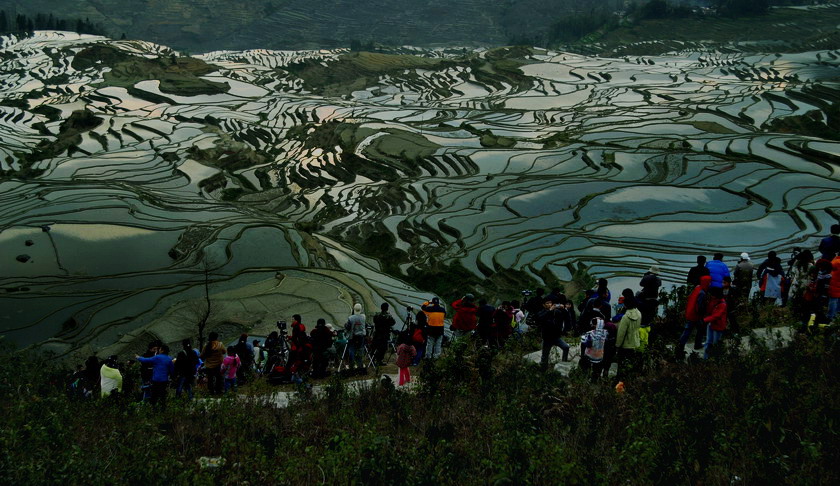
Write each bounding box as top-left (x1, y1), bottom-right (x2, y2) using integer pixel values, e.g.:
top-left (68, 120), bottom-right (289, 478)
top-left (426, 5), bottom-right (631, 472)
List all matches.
top-left (136, 345), bottom-right (174, 409)
top-left (476, 299), bottom-right (495, 344)
top-left (233, 334), bottom-right (254, 384)
top-left (422, 297), bottom-right (446, 359)
top-left (174, 339), bottom-right (199, 399)
top-left (139, 341), bottom-right (160, 401)
top-left (819, 224), bottom-right (840, 260)
top-left (310, 318), bottom-right (335, 378)
top-left (200, 332), bottom-right (226, 395)
top-left (703, 287), bottom-right (728, 359)
top-left (345, 303), bottom-right (367, 373)
top-left (706, 253), bottom-right (731, 289)
top-left (732, 252), bottom-right (754, 302)
top-left (686, 256), bottom-right (710, 286)
top-left (677, 275), bottom-right (711, 356)
top-left (372, 303), bottom-right (396, 366)
top-left (637, 265), bottom-right (662, 334)
top-left (450, 294), bottom-right (478, 339)
top-left (538, 297), bottom-right (570, 371)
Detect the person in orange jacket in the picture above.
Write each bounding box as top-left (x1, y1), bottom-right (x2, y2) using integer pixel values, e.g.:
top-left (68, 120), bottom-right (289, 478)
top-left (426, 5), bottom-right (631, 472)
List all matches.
top-left (421, 297), bottom-right (446, 359)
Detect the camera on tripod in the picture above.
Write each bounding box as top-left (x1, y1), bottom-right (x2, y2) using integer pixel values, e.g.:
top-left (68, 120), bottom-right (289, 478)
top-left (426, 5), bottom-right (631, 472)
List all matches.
top-left (521, 289), bottom-right (533, 297)
top-left (276, 320), bottom-right (288, 333)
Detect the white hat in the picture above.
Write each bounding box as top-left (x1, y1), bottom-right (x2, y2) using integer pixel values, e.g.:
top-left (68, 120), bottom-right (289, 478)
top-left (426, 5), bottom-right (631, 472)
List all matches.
top-left (740, 252), bottom-right (750, 261)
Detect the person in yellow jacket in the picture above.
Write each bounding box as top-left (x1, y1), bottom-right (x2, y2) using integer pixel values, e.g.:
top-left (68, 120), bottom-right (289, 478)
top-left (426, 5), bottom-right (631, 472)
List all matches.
top-left (421, 297), bottom-right (446, 359)
top-left (201, 332), bottom-right (226, 395)
top-left (615, 293), bottom-right (642, 380)
top-left (100, 356), bottom-right (123, 398)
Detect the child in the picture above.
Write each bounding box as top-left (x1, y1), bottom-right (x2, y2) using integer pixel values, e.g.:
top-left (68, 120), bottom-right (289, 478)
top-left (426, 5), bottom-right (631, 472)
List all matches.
top-left (395, 333), bottom-right (417, 386)
top-left (221, 348), bottom-right (241, 393)
top-left (581, 317), bottom-right (608, 381)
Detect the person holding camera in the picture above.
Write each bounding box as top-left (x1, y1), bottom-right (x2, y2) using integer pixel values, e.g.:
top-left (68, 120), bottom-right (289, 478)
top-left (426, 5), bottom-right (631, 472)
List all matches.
top-left (421, 297), bottom-right (446, 359)
top-left (450, 294), bottom-right (478, 339)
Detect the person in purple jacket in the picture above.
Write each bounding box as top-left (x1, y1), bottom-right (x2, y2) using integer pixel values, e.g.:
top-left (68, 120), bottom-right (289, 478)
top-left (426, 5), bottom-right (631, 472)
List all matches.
top-left (136, 344), bottom-right (174, 409)
top-left (705, 253), bottom-right (731, 289)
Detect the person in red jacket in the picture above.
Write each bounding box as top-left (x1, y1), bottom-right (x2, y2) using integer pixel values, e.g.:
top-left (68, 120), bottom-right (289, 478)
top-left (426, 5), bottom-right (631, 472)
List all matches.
top-left (491, 301), bottom-right (514, 347)
top-left (828, 255), bottom-right (840, 322)
top-left (703, 286), bottom-right (728, 359)
top-left (450, 294), bottom-right (478, 339)
top-left (678, 275), bottom-right (712, 356)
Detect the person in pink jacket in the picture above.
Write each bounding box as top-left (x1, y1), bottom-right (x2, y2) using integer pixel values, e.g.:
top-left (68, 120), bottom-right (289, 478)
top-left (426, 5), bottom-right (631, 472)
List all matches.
top-left (221, 348), bottom-right (241, 393)
top-left (395, 334), bottom-right (417, 386)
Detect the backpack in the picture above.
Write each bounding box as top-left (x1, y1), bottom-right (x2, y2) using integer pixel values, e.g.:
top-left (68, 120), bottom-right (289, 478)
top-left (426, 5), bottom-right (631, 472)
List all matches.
top-left (584, 328), bottom-right (607, 363)
top-left (638, 325), bottom-right (651, 351)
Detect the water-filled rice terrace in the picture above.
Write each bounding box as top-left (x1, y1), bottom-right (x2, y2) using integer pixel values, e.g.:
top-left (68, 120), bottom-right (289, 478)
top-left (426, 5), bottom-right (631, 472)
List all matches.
top-left (1, 30), bottom-right (838, 357)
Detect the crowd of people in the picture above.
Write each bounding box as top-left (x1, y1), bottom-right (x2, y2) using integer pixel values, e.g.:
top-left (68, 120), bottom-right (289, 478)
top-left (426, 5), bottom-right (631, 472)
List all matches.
top-left (67, 225), bottom-right (840, 404)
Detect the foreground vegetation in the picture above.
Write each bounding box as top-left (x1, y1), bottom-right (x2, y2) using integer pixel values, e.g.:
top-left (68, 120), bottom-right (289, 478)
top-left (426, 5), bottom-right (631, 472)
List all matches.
top-left (2, 318), bottom-right (838, 484)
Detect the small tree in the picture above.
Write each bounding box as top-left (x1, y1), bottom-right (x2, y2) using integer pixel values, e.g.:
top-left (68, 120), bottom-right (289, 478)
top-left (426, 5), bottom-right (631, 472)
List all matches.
top-left (178, 256), bottom-right (219, 352)
top-left (196, 257), bottom-right (216, 350)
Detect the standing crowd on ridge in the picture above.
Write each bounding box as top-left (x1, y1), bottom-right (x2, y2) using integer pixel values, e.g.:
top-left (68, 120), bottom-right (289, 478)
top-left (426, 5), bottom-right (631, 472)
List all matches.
top-left (66, 224), bottom-right (840, 405)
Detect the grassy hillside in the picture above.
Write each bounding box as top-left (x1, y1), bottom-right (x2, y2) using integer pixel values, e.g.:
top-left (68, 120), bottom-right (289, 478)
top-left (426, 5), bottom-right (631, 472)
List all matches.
top-left (1, 327), bottom-right (838, 484)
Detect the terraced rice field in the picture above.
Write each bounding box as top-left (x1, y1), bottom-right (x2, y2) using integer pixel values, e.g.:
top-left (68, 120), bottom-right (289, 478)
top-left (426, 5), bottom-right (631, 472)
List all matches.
top-left (1, 29), bottom-right (838, 359)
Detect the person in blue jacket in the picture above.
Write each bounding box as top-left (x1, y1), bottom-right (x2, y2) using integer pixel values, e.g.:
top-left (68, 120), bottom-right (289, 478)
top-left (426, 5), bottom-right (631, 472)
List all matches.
top-left (136, 344), bottom-right (174, 409)
top-left (705, 253), bottom-right (731, 289)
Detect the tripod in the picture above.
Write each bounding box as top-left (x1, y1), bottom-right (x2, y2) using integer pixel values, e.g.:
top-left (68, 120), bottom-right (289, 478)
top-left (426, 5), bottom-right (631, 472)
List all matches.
top-left (338, 333), bottom-right (375, 372)
top-left (379, 330), bottom-right (400, 366)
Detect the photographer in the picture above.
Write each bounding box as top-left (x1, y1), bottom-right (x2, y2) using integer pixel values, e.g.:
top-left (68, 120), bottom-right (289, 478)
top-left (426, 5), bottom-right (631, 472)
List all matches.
top-left (372, 303), bottom-right (396, 366)
top-left (310, 319), bottom-right (335, 378)
top-left (345, 303), bottom-right (367, 374)
top-left (450, 294), bottom-right (478, 339)
top-left (421, 298), bottom-right (446, 359)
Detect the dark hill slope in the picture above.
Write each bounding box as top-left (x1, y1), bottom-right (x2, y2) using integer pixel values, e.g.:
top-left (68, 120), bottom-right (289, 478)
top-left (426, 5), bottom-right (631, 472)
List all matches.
top-left (0, 0), bottom-right (620, 52)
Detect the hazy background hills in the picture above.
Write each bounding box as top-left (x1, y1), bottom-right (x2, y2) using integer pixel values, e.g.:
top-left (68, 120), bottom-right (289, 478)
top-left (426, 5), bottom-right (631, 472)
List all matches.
top-left (0, 0), bottom-right (634, 52)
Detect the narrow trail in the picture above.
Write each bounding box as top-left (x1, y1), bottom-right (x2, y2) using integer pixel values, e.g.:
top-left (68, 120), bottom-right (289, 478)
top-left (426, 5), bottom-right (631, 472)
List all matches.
top-left (245, 325), bottom-right (795, 408)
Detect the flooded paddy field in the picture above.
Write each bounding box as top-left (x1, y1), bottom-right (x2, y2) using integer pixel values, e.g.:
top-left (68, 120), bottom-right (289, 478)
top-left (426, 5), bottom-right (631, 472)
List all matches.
top-left (0, 30), bottom-right (838, 358)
